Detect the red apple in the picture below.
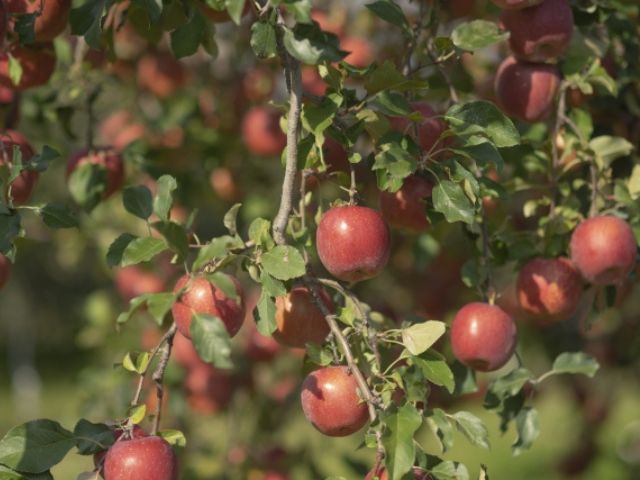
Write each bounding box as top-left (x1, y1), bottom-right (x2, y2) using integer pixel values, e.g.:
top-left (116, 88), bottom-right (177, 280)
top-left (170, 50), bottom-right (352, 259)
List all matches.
top-left (341, 36), bottom-right (374, 68)
top-left (300, 366), bottom-right (369, 436)
top-left (322, 136), bottom-right (350, 173)
top-left (99, 111), bottom-right (146, 150)
top-left (0, 43), bottom-right (56, 90)
top-left (184, 364), bottom-right (234, 414)
top-left (389, 102), bottom-right (448, 155)
top-left (6, 0), bottom-right (71, 41)
top-left (137, 52), bottom-right (187, 98)
top-left (380, 175), bottom-right (433, 233)
top-left (494, 56), bottom-right (560, 122)
top-left (245, 322), bottom-right (282, 362)
top-left (311, 9), bottom-right (346, 37)
top-left (172, 331), bottom-right (203, 369)
top-left (243, 66), bottom-right (275, 103)
top-left (0, 130), bottom-right (38, 205)
top-left (210, 167), bottom-right (240, 202)
top-left (0, 254), bottom-right (11, 289)
top-left (66, 147), bottom-right (125, 199)
top-left (171, 273), bottom-right (245, 339)
top-left (103, 435), bottom-right (178, 480)
top-left (114, 266), bottom-right (166, 303)
top-left (569, 215), bottom-right (637, 285)
top-left (491, 0), bottom-right (543, 9)
top-left (516, 257), bottom-right (583, 322)
top-left (241, 106), bottom-right (286, 157)
top-left (273, 286), bottom-right (332, 348)
top-left (450, 302), bottom-right (517, 371)
top-left (316, 205), bottom-right (391, 282)
top-left (365, 466), bottom-right (432, 480)
top-left (500, 0), bottom-right (574, 62)
top-left (94, 425), bottom-right (147, 470)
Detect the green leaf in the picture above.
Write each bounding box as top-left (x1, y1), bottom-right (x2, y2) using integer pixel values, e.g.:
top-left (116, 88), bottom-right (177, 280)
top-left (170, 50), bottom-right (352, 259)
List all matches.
top-left (250, 21), bottom-right (278, 59)
top-left (7, 55), bottom-right (23, 87)
top-left (123, 186), bottom-right (153, 220)
top-left (116, 296), bottom-right (148, 325)
top-left (223, 203), bottom-right (242, 235)
top-left (372, 140), bottom-right (417, 191)
top-left (171, 11), bottom-right (210, 58)
top-left (381, 404), bottom-right (423, 480)
top-left (451, 20), bottom-right (509, 51)
top-left (479, 465), bottom-right (490, 480)
top-left (364, 61), bottom-right (429, 95)
top-left (512, 407), bottom-right (539, 455)
top-left (122, 351), bottom-right (151, 374)
top-left (426, 408), bottom-right (454, 453)
top-left (302, 93), bottom-right (343, 138)
top-left (487, 368), bottom-right (532, 400)
top-left (283, 24), bottom-right (344, 65)
top-left (0, 465), bottom-right (53, 480)
top-left (432, 180), bottom-right (475, 224)
top-left (225, 0), bottom-right (246, 24)
top-left (121, 237), bottom-right (168, 267)
top-left (13, 13), bottom-right (37, 45)
top-left (24, 146), bottom-right (60, 172)
top-left (365, 0), bottom-right (409, 32)
top-left (248, 218), bottom-right (274, 248)
top-left (0, 211), bottom-right (22, 255)
top-left (73, 420), bottom-right (113, 455)
top-left (157, 430), bottom-right (186, 447)
top-left (430, 461), bottom-right (470, 480)
top-left (146, 292), bottom-right (177, 325)
top-left (445, 101), bottom-right (520, 148)
top-left (372, 91), bottom-right (412, 117)
top-left (150, 221), bottom-right (188, 261)
top-left (204, 272), bottom-right (240, 303)
top-left (450, 411), bottom-right (490, 449)
top-left (106, 233), bottom-right (137, 267)
top-left (589, 136), bottom-right (634, 167)
top-left (69, 0), bottom-right (108, 49)
top-left (153, 175), bottom-right (178, 222)
top-left (413, 352), bottom-right (455, 393)
top-left (261, 245), bottom-right (306, 281)
top-left (549, 352), bottom-right (599, 378)
top-left (190, 313), bottom-right (233, 369)
top-left (254, 289), bottom-right (277, 335)
top-left (0, 420), bottom-right (75, 474)
top-left (192, 235), bottom-right (245, 270)
top-left (402, 320), bottom-right (446, 355)
top-left (38, 204), bottom-right (79, 229)
top-left (68, 162), bottom-right (107, 211)
top-left (259, 270), bottom-right (286, 297)
top-left (128, 405), bottom-right (146, 425)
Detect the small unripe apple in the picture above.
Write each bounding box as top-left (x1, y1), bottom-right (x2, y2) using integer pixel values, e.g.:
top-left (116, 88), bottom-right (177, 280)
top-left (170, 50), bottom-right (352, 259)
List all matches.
top-left (491, 0), bottom-right (543, 9)
top-left (341, 36), bottom-right (374, 68)
top-left (0, 43), bottom-right (56, 90)
top-left (137, 52), bottom-right (187, 98)
top-left (569, 215), bottom-right (637, 285)
top-left (516, 257), bottom-right (583, 322)
top-left (0, 130), bottom-right (38, 205)
top-left (0, 254), bottom-right (11, 289)
top-left (184, 364), bottom-right (234, 414)
top-left (389, 102), bottom-right (448, 154)
top-left (365, 466), bottom-right (432, 480)
top-left (300, 366), bottom-right (369, 436)
top-left (380, 175), bottom-right (433, 233)
top-left (6, 0), bottom-right (71, 41)
top-left (450, 302), bottom-right (517, 371)
top-left (66, 147), bottom-right (125, 199)
top-left (274, 286), bottom-right (332, 348)
top-left (494, 56), bottom-right (560, 122)
top-left (500, 0), bottom-right (574, 62)
top-left (103, 435), bottom-right (178, 480)
top-left (172, 273), bottom-right (245, 339)
top-left (241, 106), bottom-right (286, 157)
top-left (316, 205), bottom-right (391, 282)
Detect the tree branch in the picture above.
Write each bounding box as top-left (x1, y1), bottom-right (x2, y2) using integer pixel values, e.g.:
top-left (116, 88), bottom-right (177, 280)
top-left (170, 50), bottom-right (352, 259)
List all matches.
top-left (151, 323), bottom-right (177, 435)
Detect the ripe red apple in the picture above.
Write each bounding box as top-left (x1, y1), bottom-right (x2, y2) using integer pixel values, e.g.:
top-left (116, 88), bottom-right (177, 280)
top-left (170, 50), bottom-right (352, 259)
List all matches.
top-left (184, 364), bottom-right (234, 414)
top-left (6, 0), bottom-right (71, 41)
top-left (114, 266), bottom-right (166, 303)
top-left (99, 111), bottom-right (146, 150)
top-left (389, 102), bottom-right (448, 155)
top-left (0, 130), bottom-right (38, 205)
top-left (380, 175), bottom-right (433, 233)
top-left (172, 331), bottom-right (203, 369)
top-left (500, 0), bottom-right (574, 62)
top-left (66, 147), bottom-right (125, 199)
top-left (243, 66), bottom-right (275, 103)
top-left (0, 43), bottom-right (56, 90)
top-left (316, 205), bottom-right (391, 282)
top-left (450, 302), bottom-right (517, 371)
top-left (494, 56), bottom-right (560, 122)
top-left (137, 52), bottom-right (187, 98)
top-left (516, 257), bottom-right (583, 322)
top-left (300, 366), bottom-right (369, 436)
top-left (273, 286), bottom-right (332, 348)
top-left (569, 215), bottom-right (637, 285)
top-left (365, 466), bottom-right (432, 480)
top-left (311, 8), bottom-right (346, 36)
top-left (0, 255), bottom-right (11, 289)
top-left (245, 322), bottom-right (282, 362)
top-left (102, 435), bottom-right (178, 480)
top-left (241, 106), bottom-right (286, 157)
top-left (94, 425), bottom-right (147, 470)
top-left (491, 0), bottom-right (543, 9)
top-left (210, 167), bottom-right (240, 202)
top-left (172, 273), bottom-right (245, 339)
top-left (341, 36), bottom-right (374, 68)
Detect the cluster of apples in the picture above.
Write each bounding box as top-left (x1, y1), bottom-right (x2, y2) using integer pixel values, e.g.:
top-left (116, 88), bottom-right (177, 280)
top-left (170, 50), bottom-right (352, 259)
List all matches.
top-left (493, 0), bottom-right (574, 122)
top-left (0, 0), bottom-right (69, 90)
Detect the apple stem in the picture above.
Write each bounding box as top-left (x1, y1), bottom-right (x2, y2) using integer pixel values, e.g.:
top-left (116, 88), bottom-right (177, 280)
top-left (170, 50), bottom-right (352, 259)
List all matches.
top-left (151, 323), bottom-right (177, 435)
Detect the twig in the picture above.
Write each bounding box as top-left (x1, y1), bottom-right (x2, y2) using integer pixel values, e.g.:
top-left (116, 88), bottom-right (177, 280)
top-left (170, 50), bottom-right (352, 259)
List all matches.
top-left (151, 323), bottom-right (177, 435)
top-left (549, 83), bottom-right (568, 214)
top-left (589, 163), bottom-right (599, 217)
top-left (480, 210), bottom-right (495, 304)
